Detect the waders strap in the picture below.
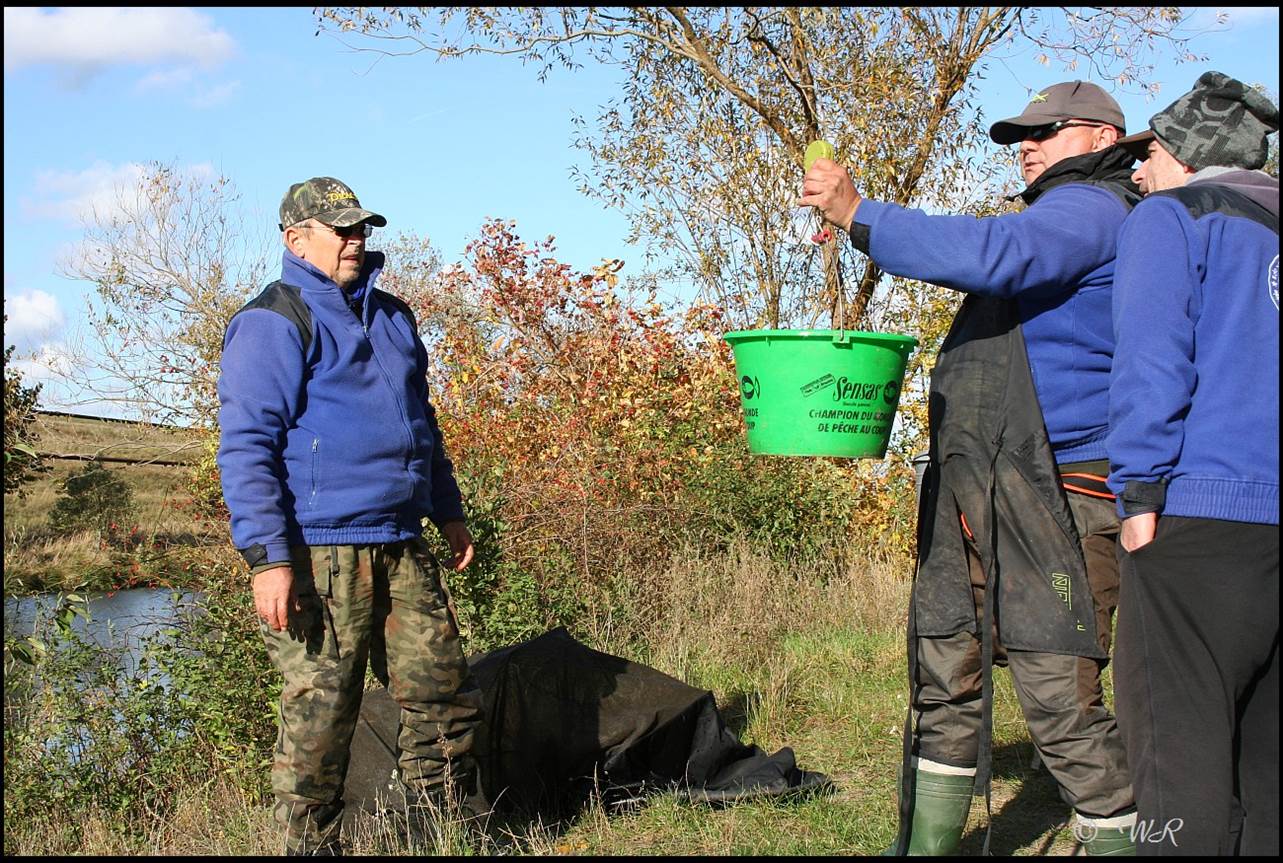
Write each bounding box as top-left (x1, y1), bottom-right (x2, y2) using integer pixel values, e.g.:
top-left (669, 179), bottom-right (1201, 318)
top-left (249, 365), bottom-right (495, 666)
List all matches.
top-left (894, 585), bottom-right (918, 855)
top-left (1059, 459), bottom-right (1115, 501)
top-left (975, 450), bottom-right (1001, 856)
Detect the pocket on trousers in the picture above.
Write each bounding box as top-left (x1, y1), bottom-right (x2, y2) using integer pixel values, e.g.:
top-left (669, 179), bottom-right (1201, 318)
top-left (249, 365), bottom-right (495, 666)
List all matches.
top-left (277, 546), bottom-right (341, 658)
top-left (407, 537), bottom-right (450, 611)
top-left (291, 545), bottom-right (337, 598)
top-left (1123, 521), bottom-right (1172, 561)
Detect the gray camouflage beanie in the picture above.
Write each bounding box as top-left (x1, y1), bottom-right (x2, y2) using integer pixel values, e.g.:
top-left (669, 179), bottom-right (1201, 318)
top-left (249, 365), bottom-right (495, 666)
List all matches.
top-left (1117, 71), bottom-right (1279, 170)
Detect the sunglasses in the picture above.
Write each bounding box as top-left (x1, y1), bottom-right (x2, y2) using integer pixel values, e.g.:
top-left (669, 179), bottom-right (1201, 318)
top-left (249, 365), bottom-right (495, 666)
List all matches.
top-left (291, 221), bottom-right (374, 239)
top-left (326, 223), bottom-right (374, 239)
top-left (1023, 120), bottom-right (1106, 142)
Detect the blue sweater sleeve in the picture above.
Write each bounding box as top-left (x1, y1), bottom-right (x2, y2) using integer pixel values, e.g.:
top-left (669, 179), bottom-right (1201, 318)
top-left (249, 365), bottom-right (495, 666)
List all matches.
top-left (855, 185), bottom-right (1126, 298)
top-left (216, 309), bottom-right (307, 564)
top-left (1106, 197), bottom-right (1200, 506)
top-left (426, 397), bottom-right (466, 527)
top-left (407, 324), bottom-right (466, 527)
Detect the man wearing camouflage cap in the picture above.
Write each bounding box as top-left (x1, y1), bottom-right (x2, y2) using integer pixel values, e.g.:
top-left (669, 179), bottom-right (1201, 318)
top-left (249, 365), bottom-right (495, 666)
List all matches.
top-left (218, 177), bottom-right (484, 854)
top-left (1107, 72), bottom-right (1279, 855)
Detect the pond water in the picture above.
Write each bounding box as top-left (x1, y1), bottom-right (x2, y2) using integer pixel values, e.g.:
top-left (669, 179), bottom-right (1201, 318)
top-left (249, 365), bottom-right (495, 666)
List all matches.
top-left (5, 587), bottom-right (200, 676)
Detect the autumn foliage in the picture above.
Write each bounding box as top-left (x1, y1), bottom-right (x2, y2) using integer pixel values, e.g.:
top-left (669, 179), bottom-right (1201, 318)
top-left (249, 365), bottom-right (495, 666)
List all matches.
top-left (392, 220), bottom-right (919, 646)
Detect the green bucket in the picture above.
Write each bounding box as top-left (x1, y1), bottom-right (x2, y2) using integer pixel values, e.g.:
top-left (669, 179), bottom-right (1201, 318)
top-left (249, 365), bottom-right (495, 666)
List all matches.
top-left (723, 329), bottom-right (918, 458)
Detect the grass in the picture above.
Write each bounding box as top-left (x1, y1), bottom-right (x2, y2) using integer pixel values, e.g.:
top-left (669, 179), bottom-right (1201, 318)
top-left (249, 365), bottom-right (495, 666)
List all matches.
top-left (26, 412), bottom-right (204, 464)
top-left (4, 541), bottom-right (1099, 856)
top-left (4, 415), bottom-right (1102, 855)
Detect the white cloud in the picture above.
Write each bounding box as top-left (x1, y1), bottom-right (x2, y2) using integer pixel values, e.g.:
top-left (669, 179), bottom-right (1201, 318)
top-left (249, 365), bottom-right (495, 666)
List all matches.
top-left (3, 8), bottom-right (235, 75)
top-left (25, 161), bottom-right (148, 225)
top-left (24, 160), bottom-right (214, 226)
top-left (4, 289), bottom-right (67, 353)
top-left (135, 65), bottom-right (239, 110)
top-left (190, 79), bottom-right (241, 109)
top-left (136, 66), bottom-right (195, 92)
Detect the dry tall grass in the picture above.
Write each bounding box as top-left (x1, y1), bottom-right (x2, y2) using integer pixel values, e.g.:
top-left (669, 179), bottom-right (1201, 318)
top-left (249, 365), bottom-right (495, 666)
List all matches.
top-left (590, 539), bottom-right (911, 675)
top-left (5, 542), bottom-right (921, 856)
top-left (5, 536), bottom-right (1091, 856)
top-left (5, 413), bottom-right (218, 594)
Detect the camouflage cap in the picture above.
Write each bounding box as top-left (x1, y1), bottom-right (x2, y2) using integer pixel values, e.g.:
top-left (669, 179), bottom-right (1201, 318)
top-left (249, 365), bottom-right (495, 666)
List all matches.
top-left (989, 81), bottom-right (1126, 145)
top-left (1116, 71), bottom-right (1280, 170)
top-left (278, 177), bottom-right (387, 231)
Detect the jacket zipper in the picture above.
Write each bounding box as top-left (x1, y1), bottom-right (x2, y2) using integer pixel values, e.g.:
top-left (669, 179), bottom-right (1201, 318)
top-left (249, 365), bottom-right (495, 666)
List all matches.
top-left (310, 437), bottom-right (320, 507)
top-left (362, 316), bottom-right (418, 492)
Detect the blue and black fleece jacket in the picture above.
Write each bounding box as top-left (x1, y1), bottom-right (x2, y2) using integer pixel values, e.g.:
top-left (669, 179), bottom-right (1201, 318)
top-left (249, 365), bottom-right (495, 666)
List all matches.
top-left (849, 149), bottom-right (1136, 463)
top-left (217, 250), bottom-right (466, 569)
top-left (1108, 169), bottom-right (1279, 525)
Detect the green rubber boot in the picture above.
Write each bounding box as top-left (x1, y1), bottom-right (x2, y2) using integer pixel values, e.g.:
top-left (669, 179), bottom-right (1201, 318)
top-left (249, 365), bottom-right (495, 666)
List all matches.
top-left (883, 766), bottom-right (974, 855)
top-left (1080, 824), bottom-right (1137, 856)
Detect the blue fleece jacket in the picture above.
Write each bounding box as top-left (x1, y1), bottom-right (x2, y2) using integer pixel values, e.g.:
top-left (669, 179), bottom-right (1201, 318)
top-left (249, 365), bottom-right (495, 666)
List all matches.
top-left (853, 184), bottom-right (1131, 462)
top-left (217, 250), bottom-right (466, 566)
top-left (1108, 173), bottom-right (1280, 525)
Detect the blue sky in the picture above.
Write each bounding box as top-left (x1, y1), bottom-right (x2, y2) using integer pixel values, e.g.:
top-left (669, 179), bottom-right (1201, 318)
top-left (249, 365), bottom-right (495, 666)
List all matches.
top-left (3, 7), bottom-right (1279, 415)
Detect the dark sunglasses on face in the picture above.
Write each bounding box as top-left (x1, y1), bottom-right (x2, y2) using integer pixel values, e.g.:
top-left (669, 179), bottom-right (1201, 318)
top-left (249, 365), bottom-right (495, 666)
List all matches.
top-left (1023, 120), bottom-right (1106, 142)
top-left (327, 223), bottom-right (374, 239)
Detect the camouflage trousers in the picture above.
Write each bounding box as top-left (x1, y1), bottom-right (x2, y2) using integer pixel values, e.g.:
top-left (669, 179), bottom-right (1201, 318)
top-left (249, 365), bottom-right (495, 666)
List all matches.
top-left (260, 537), bottom-right (483, 854)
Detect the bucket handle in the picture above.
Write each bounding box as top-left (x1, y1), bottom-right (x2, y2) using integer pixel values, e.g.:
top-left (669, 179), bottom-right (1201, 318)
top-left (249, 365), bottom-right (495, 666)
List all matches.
top-left (832, 238), bottom-right (850, 344)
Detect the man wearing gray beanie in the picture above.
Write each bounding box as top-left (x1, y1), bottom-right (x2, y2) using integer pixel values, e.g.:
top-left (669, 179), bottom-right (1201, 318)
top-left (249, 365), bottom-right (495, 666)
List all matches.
top-left (1108, 71), bottom-right (1279, 855)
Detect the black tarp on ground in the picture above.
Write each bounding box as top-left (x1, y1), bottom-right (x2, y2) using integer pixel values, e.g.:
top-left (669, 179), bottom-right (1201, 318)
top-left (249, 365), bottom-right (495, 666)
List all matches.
top-left (345, 627), bottom-right (831, 820)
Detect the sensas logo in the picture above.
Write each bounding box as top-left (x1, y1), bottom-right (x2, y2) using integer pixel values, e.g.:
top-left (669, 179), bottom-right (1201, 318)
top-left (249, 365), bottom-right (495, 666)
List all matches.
top-left (800, 373), bottom-right (904, 408)
top-left (832, 377), bottom-right (902, 406)
top-left (833, 377), bottom-right (882, 403)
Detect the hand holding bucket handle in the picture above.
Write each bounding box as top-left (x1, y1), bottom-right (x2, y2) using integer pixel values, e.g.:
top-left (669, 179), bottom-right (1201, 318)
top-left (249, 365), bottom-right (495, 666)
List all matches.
top-left (799, 141), bottom-right (862, 234)
top-left (799, 140), bottom-right (855, 343)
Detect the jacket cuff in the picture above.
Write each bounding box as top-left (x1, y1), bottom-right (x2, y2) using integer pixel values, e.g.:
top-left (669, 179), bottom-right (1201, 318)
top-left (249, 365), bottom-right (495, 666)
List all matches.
top-left (848, 199), bottom-right (889, 255)
top-left (429, 509), bottom-right (467, 530)
top-left (848, 221), bottom-right (871, 254)
top-left (250, 560), bottom-right (293, 577)
top-left (1120, 479), bottom-right (1168, 517)
top-left (239, 541), bottom-right (293, 570)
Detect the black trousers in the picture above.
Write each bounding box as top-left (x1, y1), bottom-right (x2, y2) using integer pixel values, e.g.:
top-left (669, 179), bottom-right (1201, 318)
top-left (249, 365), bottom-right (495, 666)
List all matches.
top-left (1115, 516), bottom-right (1280, 856)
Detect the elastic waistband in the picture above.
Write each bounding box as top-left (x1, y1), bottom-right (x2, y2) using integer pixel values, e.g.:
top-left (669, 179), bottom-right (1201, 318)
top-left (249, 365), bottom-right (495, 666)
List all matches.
top-left (300, 520), bottom-right (423, 546)
top-left (1164, 477), bottom-right (1279, 525)
top-left (1052, 432), bottom-right (1108, 465)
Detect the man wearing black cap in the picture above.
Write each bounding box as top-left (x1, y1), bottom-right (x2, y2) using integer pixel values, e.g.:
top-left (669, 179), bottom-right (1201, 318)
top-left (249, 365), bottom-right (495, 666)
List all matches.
top-left (802, 81), bottom-right (1140, 855)
top-left (1107, 72), bottom-right (1279, 855)
top-left (217, 178), bottom-right (485, 854)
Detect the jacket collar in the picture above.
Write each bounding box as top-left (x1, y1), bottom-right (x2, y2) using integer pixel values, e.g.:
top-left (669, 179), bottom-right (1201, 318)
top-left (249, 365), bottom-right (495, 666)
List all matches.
top-left (280, 249), bottom-right (386, 298)
top-left (1189, 167), bottom-right (1280, 219)
top-left (1016, 147), bottom-right (1140, 206)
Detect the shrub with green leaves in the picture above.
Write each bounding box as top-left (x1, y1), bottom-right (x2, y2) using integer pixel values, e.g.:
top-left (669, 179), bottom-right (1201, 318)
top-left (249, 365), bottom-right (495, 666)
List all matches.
top-left (3, 318), bottom-right (47, 497)
top-left (48, 461), bottom-right (136, 538)
top-left (3, 567), bottom-right (276, 853)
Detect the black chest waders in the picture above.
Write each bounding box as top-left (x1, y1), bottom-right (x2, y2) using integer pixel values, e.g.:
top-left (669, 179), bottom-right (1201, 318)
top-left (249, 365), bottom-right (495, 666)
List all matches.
top-left (887, 160), bottom-right (1139, 855)
top-left (894, 296), bottom-right (1106, 855)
